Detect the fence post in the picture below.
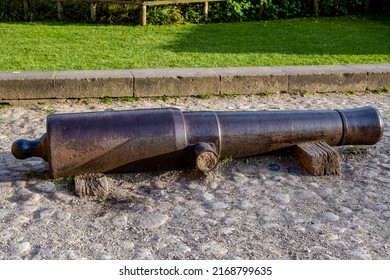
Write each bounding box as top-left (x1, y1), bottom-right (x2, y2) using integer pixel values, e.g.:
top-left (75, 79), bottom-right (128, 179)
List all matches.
top-left (313, 0), bottom-right (319, 16)
top-left (364, 0), bottom-right (370, 14)
top-left (140, 4), bottom-right (147, 25)
top-left (57, 1), bottom-right (64, 20)
top-left (23, 0), bottom-right (29, 20)
top-left (203, 1), bottom-right (209, 21)
top-left (259, 0), bottom-right (264, 17)
top-left (91, 3), bottom-right (97, 21)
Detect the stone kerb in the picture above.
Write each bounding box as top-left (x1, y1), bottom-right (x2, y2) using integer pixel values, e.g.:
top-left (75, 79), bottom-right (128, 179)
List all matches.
top-left (131, 68), bottom-right (220, 97)
top-left (214, 67), bottom-right (288, 95)
top-left (0, 70), bottom-right (133, 101)
top-left (276, 65), bottom-right (368, 93)
top-left (1, 64), bottom-right (390, 102)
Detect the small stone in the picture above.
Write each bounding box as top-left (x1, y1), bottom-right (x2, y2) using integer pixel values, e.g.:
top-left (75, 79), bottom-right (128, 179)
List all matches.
top-left (153, 180), bottom-right (165, 189)
top-left (0, 208), bottom-right (10, 219)
top-left (383, 211), bottom-right (390, 218)
top-left (173, 218), bottom-right (188, 225)
top-left (339, 207), bottom-right (353, 214)
top-left (32, 181), bottom-right (57, 193)
top-left (56, 211), bottom-right (71, 220)
top-left (0, 181), bottom-right (12, 188)
top-left (341, 163), bottom-right (354, 171)
top-left (199, 192), bottom-right (215, 201)
top-left (187, 183), bottom-right (203, 190)
top-left (10, 215), bottom-right (30, 225)
top-left (308, 223), bottom-right (323, 233)
top-left (176, 245), bottom-right (191, 254)
top-left (236, 164), bottom-right (258, 175)
top-left (380, 163), bottom-right (390, 170)
top-left (287, 167), bottom-right (303, 175)
top-left (345, 248), bottom-right (371, 260)
top-left (267, 163), bottom-right (280, 172)
top-left (205, 201), bottom-right (229, 210)
top-left (219, 227), bottom-right (235, 235)
top-left (324, 233), bottom-right (339, 241)
top-left (315, 212), bottom-right (340, 222)
top-left (272, 193), bottom-right (290, 204)
top-left (295, 191), bottom-right (317, 199)
top-left (376, 177), bottom-right (390, 184)
top-left (9, 241), bottom-right (31, 256)
top-left (293, 225), bottom-right (306, 233)
top-left (139, 213), bottom-right (169, 229)
top-left (192, 208), bottom-right (207, 216)
top-left (233, 173), bottom-right (248, 184)
top-left (111, 214), bottom-right (128, 226)
top-left (261, 223), bottom-right (279, 229)
top-left (199, 242), bottom-right (228, 257)
top-left (237, 200), bottom-right (252, 210)
top-left (97, 255), bottom-right (113, 260)
top-left (51, 192), bottom-right (74, 203)
top-left (38, 208), bottom-right (56, 219)
top-left (13, 180), bottom-right (27, 188)
top-left (20, 192), bottom-right (41, 204)
top-left (121, 241), bottom-right (134, 250)
top-left (0, 172), bottom-right (12, 179)
top-left (257, 196), bottom-right (270, 204)
top-left (271, 176), bottom-right (285, 182)
top-left (134, 248), bottom-right (152, 259)
top-left (318, 188), bottom-right (333, 197)
top-left (54, 250), bottom-right (77, 260)
top-left (287, 182), bottom-right (305, 189)
top-left (212, 211), bottom-right (225, 218)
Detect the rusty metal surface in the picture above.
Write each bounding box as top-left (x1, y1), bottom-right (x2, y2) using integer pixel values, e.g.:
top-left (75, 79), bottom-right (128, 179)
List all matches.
top-left (11, 106), bottom-right (383, 178)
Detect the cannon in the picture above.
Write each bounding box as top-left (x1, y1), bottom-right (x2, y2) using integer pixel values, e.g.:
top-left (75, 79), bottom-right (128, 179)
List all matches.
top-left (12, 106), bottom-right (383, 178)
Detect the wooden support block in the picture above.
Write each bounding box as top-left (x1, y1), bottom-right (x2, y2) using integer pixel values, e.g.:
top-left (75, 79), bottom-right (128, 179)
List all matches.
top-left (295, 142), bottom-right (341, 176)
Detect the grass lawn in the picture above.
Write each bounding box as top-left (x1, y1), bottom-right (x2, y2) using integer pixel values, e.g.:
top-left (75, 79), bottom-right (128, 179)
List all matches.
top-left (0, 17), bottom-right (389, 71)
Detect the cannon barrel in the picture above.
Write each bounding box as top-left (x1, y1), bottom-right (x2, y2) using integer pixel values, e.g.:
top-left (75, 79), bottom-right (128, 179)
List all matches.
top-left (12, 106), bottom-right (383, 178)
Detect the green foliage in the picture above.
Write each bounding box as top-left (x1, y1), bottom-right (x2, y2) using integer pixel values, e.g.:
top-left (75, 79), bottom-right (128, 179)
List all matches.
top-left (319, 0), bottom-right (364, 16)
top-left (181, 4), bottom-right (204, 23)
top-left (221, 155), bottom-right (234, 164)
top-left (102, 95), bottom-right (113, 104)
top-left (99, 4), bottom-right (138, 24)
top-left (343, 90), bottom-right (356, 95)
top-left (147, 5), bottom-right (184, 25)
top-left (259, 90), bottom-right (271, 97)
top-left (341, 146), bottom-right (368, 155)
top-left (1, 0), bottom-right (389, 24)
top-left (197, 93), bottom-right (214, 99)
top-left (220, 93), bottom-right (237, 99)
top-left (263, 0), bottom-right (312, 20)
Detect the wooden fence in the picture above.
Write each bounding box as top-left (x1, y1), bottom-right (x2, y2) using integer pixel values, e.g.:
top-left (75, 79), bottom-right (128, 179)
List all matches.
top-left (54, 0), bottom-right (228, 25)
top-left (21, 0), bottom-right (373, 25)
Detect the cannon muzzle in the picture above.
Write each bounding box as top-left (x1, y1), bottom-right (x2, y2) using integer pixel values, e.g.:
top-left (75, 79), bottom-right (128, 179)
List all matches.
top-left (12, 106), bottom-right (383, 178)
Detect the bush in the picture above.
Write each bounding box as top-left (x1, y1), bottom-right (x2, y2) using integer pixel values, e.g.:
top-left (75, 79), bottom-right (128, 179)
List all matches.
top-left (0, 0), bottom-right (56, 21)
top-left (0, 0), bottom-right (388, 24)
top-left (0, 0), bottom-right (23, 21)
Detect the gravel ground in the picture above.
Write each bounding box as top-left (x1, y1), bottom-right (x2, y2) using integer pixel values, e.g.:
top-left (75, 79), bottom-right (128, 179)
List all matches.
top-left (0, 92), bottom-right (389, 260)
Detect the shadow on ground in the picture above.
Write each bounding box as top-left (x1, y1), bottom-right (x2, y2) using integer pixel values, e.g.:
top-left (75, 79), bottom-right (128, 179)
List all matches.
top-left (163, 18), bottom-right (390, 56)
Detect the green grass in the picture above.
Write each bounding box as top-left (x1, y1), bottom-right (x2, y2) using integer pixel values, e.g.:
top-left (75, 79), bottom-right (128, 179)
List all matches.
top-left (0, 17), bottom-right (389, 71)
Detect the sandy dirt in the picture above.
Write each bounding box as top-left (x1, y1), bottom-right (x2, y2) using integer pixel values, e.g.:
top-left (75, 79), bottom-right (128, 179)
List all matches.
top-left (0, 92), bottom-right (389, 260)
